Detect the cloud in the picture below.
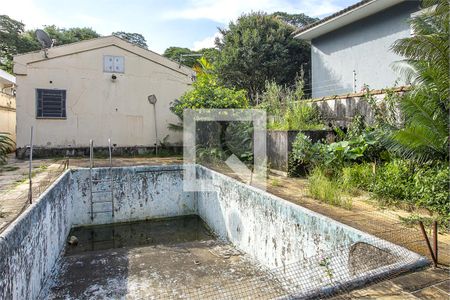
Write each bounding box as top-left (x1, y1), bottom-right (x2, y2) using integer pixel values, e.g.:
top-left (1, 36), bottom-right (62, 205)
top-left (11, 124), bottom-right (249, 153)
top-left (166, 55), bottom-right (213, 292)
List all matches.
top-left (163, 0), bottom-right (342, 24)
top-left (192, 32), bottom-right (221, 50)
top-left (2, 0), bottom-right (51, 29)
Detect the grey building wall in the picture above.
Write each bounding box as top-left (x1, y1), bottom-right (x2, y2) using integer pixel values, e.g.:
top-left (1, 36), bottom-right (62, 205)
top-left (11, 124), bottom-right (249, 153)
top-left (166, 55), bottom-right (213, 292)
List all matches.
top-left (311, 1), bottom-right (420, 98)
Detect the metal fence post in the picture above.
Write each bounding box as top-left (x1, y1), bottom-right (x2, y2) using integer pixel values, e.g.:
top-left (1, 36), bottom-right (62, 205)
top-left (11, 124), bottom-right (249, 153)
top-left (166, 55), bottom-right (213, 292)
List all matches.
top-left (28, 126), bottom-right (34, 204)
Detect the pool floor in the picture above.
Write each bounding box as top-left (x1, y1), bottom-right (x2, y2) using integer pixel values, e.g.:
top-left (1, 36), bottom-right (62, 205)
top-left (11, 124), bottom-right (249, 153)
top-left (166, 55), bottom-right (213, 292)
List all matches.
top-left (39, 216), bottom-right (287, 299)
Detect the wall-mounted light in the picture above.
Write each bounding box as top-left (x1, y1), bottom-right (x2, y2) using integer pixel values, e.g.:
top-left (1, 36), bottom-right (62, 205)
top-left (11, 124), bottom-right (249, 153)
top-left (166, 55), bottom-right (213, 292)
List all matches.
top-left (111, 74), bottom-right (117, 81)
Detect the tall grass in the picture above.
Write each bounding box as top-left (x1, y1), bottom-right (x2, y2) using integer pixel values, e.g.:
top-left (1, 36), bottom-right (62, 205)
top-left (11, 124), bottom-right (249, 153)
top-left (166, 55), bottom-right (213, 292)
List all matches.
top-left (308, 168), bottom-right (352, 209)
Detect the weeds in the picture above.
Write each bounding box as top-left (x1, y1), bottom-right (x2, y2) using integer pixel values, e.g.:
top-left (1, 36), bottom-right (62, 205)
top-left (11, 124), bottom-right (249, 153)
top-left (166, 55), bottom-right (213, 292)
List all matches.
top-left (0, 165), bottom-right (19, 173)
top-left (308, 168), bottom-right (352, 209)
top-left (319, 256), bottom-right (334, 283)
top-left (270, 179), bottom-right (281, 187)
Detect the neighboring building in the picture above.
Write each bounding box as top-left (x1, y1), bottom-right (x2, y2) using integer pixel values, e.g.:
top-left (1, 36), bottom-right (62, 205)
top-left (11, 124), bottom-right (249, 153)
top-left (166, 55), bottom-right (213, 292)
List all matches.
top-left (14, 36), bottom-right (195, 156)
top-left (294, 0), bottom-right (420, 98)
top-left (0, 69), bottom-right (16, 144)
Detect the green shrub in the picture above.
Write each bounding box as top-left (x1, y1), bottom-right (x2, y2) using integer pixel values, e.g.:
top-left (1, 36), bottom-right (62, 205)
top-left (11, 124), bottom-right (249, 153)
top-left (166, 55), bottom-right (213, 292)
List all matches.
top-left (370, 161), bottom-right (449, 217)
top-left (411, 163), bottom-right (449, 217)
top-left (260, 79), bottom-right (325, 131)
top-left (308, 168), bottom-right (352, 209)
top-left (291, 133), bottom-right (314, 163)
top-left (291, 130), bottom-right (384, 178)
top-left (225, 121), bottom-right (254, 163)
top-left (268, 102), bottom-right (324, 131)
top-left (341, 163), bottom-right (374, 193)
top-left (372, 160), bottom-right (413, 205)
top-left (169, 58), bottom-right (248, 120)
top-left (196, 146), bottom-right (227, 164)
top-left (289, 133), bottom-right (326, 176)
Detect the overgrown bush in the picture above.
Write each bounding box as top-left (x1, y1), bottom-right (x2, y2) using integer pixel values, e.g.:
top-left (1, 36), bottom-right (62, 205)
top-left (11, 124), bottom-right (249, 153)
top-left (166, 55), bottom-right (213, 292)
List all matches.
top-left (411, 163), bottom-right (449, 217)
top-left (259, 79), bottom-right (325, 131)
top-left (290, 129), bottom-right (383, 177)
top-left (290, 133), bottom-right (314, 172)
top-left (289, 132), bottom-right (330, 176)
top-left (367, 160), bottom-right (450, 219)
top-left (341, 163), bottom-right (374, 194)
top-left (225, 121), bottom-right (254, 163)
top-left (169, 58), bottom-right (248, 120)
top-left (271, 102), bottom-right (324, 131)
top-left (371, 160), bottom-right (413, 205)
top-left (196, 146), bottom-right (227, 164)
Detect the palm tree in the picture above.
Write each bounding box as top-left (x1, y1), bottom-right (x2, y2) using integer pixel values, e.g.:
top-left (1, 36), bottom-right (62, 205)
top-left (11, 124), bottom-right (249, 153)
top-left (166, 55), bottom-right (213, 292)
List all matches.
top-left (387, 0), bottom-right (449, 162)
top-left (0, 133), bottom-right (14, 163)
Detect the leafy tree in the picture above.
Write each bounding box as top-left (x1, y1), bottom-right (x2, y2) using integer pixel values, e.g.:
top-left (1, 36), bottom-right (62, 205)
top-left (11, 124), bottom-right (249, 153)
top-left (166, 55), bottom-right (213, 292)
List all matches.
top-left (387, 0), bottom-right (449, 162)
top-left (170, 57), bottom-right (248, 118)
top-left (272, 12), bottom-right (318, 27)
top-left (170, 57), bottom-right (249, 157)
top-left (0, 15), bottom-right (101, 72)
top-left (0, 15), bottom-right (39, 72)
top-left (163, 46), bottom-right (219, 68)
top-left (163, 46), bottom-right (198, 66)
top-left (40, 26), bottom-right (100, 45)
top-left (112, 31), bottom-right (148, 49)
top-left (215, 12), bottom-right (312, 102)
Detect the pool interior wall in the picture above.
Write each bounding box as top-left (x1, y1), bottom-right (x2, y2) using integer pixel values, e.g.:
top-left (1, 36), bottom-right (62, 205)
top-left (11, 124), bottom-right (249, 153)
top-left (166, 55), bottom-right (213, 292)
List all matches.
top-left (0, 165), bottom-right (428, 299)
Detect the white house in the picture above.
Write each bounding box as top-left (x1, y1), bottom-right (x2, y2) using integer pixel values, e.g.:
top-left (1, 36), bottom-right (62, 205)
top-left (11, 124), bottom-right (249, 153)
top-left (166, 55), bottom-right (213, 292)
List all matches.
top-left (0, 69), bottom-right (16, 144)
top-left (13, 36), bottom-right (195, 157)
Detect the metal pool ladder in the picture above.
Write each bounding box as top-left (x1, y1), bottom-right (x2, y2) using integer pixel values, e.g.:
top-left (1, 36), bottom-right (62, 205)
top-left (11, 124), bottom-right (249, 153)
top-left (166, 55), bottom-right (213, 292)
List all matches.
top-left (89, 139), bottom-right (115, 221)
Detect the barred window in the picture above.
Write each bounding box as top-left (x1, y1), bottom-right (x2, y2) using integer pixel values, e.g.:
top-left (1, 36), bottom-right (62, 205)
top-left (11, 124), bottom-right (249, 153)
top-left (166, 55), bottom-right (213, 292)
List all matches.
top-left (36, 89), bottom-right (66, 118)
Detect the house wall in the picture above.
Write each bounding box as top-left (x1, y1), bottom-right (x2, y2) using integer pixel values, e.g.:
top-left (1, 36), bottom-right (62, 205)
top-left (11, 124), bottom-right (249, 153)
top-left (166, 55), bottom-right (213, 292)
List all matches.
top-left (311, 1), bottom-right (420, 98)
top-left (0, 86), bottom-right (16, 143)
top-left (15, 45), bottom-right (192, 149)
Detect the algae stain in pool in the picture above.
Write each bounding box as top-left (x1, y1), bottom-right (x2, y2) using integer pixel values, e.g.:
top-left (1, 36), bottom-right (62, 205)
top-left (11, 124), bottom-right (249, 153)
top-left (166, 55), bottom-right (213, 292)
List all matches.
top-left (65, 215), bottom-right (213, 255)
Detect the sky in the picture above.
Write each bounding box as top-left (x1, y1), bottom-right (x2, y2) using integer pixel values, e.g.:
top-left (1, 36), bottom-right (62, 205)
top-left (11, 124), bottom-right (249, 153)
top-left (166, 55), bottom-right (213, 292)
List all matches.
top-left (1, 0), bottom-right (359, 54)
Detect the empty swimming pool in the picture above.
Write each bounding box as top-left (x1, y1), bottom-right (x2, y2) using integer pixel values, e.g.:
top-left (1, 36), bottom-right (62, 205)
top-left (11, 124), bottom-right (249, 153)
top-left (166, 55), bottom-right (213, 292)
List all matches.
top-left (0, 165), bottom-right (428, 299)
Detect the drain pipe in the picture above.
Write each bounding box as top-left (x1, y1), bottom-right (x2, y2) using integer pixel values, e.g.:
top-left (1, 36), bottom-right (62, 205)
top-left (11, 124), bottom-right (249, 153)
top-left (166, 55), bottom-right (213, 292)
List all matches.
top-left (28, 126), bottom-right (34, 204)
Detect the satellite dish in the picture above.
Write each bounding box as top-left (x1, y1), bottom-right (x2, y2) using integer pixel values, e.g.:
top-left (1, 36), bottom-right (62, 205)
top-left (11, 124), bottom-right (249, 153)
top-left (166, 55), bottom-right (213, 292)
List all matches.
top-left (148, 94), bottom-right (157, 105)
top-left (35, 29), bottom-right (53, 48)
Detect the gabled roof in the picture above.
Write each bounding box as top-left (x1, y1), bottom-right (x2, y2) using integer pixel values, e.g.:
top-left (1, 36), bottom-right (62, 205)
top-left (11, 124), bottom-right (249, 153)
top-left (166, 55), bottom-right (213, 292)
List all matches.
top-left (13, 36), bottom-right (194, 76)
top-left (293, 0), bottom-right (407, 40)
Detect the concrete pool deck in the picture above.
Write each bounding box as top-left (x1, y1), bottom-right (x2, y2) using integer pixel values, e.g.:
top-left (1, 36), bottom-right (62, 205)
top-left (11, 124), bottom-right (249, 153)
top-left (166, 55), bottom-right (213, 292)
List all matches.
top-left (0, 157), bottom-right (448, 299)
